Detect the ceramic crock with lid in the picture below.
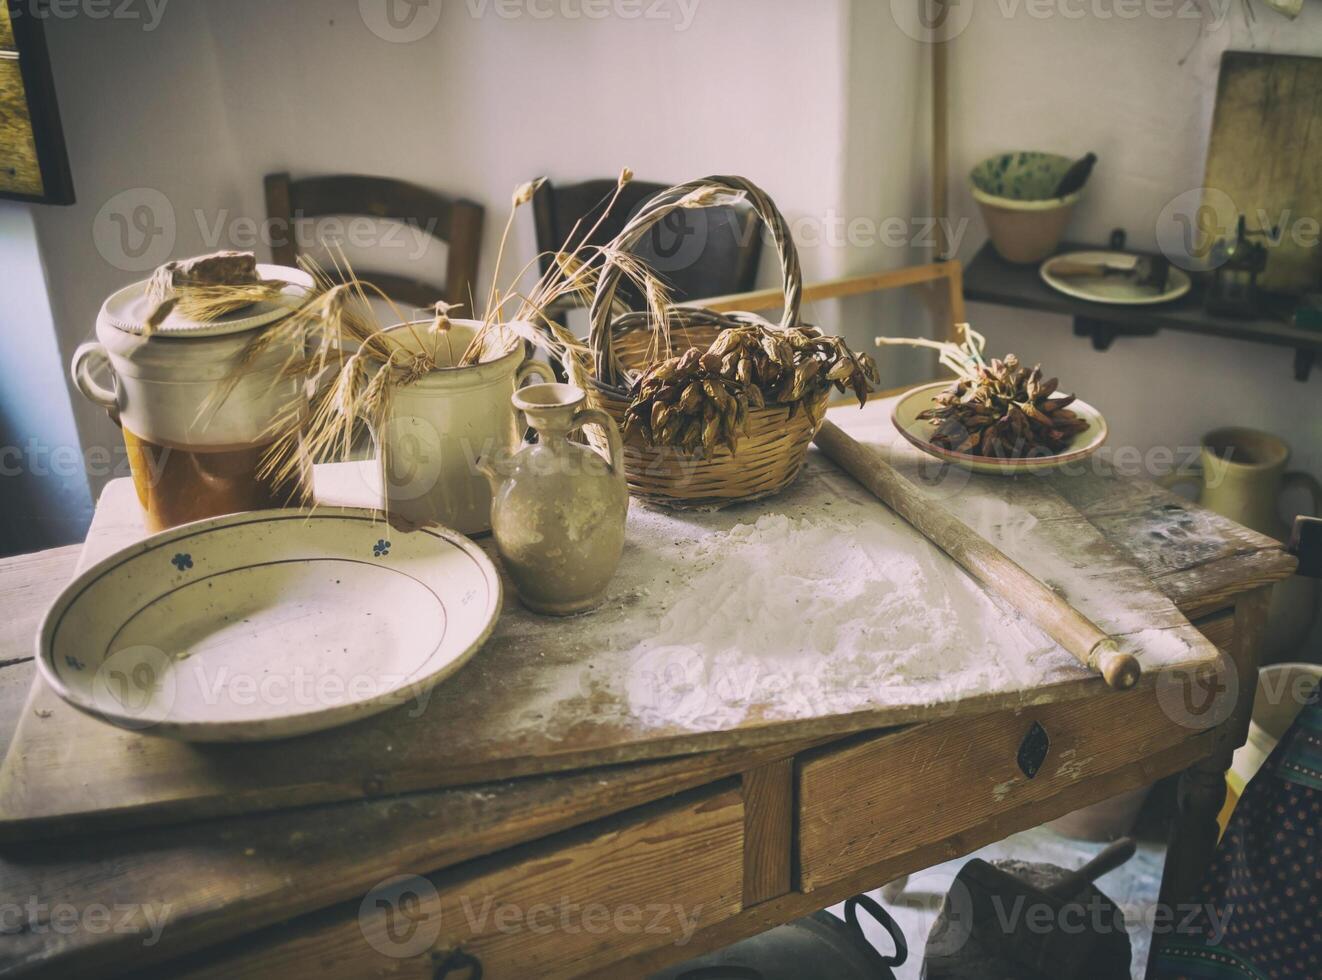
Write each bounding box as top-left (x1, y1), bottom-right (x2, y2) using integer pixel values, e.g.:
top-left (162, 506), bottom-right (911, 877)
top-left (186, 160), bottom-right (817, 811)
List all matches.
top-left (71, 263), bottom-right (315, 531)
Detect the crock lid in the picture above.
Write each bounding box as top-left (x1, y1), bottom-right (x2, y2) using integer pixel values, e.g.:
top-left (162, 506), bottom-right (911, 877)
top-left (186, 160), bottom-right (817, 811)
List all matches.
top-left (97, 263), bottom-right (315, 338)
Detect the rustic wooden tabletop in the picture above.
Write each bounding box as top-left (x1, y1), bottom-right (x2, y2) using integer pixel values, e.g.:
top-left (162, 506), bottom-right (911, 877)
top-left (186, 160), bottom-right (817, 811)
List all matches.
top-left (0, 398), bottom-right (1296, 978)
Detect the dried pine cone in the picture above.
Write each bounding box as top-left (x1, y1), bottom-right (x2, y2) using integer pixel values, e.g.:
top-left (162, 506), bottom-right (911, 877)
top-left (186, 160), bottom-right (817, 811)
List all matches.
top-left (917, 355), bottom-right (1089, 458)
top-left (622, 323), bottom-right (878, 454)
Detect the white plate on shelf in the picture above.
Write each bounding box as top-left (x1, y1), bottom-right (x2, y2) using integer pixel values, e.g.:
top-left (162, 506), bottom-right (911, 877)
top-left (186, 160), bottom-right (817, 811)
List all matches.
top-left (1040, 250), bottom-right (1192, 305)
top-left (37, 508), bottom-right (501, 742)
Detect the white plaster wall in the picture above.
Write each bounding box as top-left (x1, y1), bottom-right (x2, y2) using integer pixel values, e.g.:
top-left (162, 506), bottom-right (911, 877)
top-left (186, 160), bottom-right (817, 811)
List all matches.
top-left (0, 204), bottom-right (91, 553)
top-left (26, 1), bottom-right (246, 496)
top-left (31, 0), bottom-right (856, 501)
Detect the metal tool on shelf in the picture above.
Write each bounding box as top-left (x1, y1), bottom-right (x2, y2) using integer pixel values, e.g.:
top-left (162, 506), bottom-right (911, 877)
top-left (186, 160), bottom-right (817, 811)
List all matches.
top-left (1206, 215), bottom-right (1277, 319)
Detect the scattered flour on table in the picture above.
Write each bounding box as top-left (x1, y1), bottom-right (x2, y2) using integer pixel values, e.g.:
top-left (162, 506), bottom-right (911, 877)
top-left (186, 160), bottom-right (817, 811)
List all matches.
top-left (622, 507), bottom-right (1063, 730)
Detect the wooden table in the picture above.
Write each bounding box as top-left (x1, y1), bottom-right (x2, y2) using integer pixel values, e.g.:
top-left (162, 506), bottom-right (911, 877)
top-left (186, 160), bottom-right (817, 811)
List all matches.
top-left (0, 407), bottom-right (1295, 978)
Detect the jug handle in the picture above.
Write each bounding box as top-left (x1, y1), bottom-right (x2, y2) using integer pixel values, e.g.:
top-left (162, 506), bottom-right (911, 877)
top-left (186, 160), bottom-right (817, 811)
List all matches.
top-left (1158, 465), bottom-right (1201, 500)
top-left (71, 342), bottom-right (121, 420)
top-left (1282, 471), bottom-right (1322, 521)
top-left (571, 407), bottom-right (623, 479)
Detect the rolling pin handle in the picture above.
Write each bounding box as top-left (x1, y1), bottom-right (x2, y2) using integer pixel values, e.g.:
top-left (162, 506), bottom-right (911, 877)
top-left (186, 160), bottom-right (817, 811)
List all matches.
top-left (1094, 639), bottom-right (1141, 690)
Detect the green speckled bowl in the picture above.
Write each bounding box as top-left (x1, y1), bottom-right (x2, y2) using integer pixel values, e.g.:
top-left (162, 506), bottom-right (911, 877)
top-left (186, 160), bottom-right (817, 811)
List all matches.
top-left (970, 152), bottom-right (1083, 263)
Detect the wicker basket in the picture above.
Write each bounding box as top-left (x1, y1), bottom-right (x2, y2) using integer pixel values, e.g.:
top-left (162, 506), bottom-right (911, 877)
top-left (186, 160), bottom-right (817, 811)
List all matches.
top-left (567, 175), bottom-right (823, 509)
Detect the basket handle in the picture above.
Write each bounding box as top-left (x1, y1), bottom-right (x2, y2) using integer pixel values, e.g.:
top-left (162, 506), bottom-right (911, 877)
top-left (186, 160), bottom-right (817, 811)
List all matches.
top-left (587, 175), bottom-right (802, 387)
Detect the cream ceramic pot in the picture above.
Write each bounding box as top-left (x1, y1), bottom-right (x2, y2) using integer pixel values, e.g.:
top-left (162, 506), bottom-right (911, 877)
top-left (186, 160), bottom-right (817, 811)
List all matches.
top-left (70, 264), bottom-right (314, 530)
top-left (372, 320), bottom-right (551, 535)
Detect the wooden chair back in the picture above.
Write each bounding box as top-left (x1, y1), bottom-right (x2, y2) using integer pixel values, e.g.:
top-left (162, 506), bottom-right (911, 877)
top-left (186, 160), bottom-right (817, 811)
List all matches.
top-left (531, 177), bottom-right (763, 310)
top-left (264, 172), bottom-right (484, 312)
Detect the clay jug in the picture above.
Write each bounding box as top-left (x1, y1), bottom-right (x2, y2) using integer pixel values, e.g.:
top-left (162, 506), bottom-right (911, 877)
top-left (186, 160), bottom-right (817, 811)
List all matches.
top-left (479, 383), bottom-right (628, 615)
top-left (1163, 427), bottom-right (1321, 660)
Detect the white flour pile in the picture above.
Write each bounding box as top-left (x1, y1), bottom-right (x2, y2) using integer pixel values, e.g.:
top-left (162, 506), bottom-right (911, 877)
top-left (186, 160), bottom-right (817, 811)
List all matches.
top-left (622, 506), bottom-right (1062, 730)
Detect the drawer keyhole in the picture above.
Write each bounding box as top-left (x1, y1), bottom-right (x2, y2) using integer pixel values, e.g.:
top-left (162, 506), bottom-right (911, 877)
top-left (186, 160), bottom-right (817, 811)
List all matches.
top-left (1017, 721), bottom-right (1050, 779)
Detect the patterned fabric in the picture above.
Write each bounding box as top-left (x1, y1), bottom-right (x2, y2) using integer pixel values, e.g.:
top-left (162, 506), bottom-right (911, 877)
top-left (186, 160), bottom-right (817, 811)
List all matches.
top-left (1149, 699), bottom-right (1321, 979)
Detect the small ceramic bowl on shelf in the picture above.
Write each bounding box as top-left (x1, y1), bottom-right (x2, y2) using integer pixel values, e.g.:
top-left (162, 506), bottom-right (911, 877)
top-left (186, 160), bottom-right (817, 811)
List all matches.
top-left (970, 151), bottom-right (1082, 264)
top-left (891, 381), bottom-right (1108, 476)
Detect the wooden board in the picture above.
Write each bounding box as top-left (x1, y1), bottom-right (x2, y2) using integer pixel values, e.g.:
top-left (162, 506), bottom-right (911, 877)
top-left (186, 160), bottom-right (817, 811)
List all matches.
top-left (0, 399), bottom-right (1257, 838)
top-left (1203, 51), bottom-right (1322, 293)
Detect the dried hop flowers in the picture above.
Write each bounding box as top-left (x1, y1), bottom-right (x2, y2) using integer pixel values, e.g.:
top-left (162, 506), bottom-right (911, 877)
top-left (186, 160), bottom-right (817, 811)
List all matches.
top-left (623, 322), bottom-right (878, 455)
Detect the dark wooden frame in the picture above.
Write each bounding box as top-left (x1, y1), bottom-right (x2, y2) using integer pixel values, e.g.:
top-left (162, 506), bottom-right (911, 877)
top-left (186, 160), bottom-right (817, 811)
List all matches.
top-left (0, 0), bottom-right (74, 205)
top-left (263, 172), bottom-right (484, 311)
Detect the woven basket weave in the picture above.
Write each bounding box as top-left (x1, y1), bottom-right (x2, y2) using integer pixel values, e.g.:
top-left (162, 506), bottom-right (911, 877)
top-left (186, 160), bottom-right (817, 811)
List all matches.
top-left (565, 175), bottom-right (823, 509)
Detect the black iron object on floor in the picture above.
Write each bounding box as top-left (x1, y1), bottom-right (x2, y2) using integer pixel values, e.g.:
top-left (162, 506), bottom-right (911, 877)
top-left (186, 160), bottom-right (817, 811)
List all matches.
top-left (651, 895), bottom-right (907, 980)
top-left (923, 838), bottom-right (1137, 980)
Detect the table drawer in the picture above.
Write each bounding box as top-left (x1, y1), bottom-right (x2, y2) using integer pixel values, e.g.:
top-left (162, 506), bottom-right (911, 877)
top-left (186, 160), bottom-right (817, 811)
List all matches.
top-left (798, 685), bottom-right (1208, 891)
top-left (174, 784), bottom-right (744, 980)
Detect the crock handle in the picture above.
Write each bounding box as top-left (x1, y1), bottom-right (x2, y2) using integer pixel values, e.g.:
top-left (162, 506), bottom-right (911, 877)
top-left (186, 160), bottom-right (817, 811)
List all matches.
top-left (71, 342), bottom-right (120, 414)
top-left (1282, 471), bottom-right (1322, 521)
top-left (571, 406), bottom-right (623, 479)
top-left (515, 360), bottom-right (553, 389)
top-left (513, 361), bottom-right (554, 436)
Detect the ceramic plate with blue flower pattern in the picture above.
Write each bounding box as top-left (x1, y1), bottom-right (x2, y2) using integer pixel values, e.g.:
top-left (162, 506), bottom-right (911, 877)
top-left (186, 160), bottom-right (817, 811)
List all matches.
top-left (37, 508), bottom-right (501, 742)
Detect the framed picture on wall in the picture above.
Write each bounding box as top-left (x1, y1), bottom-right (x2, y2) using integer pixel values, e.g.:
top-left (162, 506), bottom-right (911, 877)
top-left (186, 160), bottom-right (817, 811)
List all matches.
top-left (1, 1), bottom-right (74, 205)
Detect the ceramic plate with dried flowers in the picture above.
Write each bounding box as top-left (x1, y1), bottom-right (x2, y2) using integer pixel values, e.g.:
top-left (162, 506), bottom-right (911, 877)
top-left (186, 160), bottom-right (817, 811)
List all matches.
top-left (878, 325), bottom-right (1107, 474)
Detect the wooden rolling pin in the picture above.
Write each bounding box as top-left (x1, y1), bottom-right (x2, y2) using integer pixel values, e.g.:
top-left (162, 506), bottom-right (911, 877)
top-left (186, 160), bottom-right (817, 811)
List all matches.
top-left (814, 420), bottom-right (1141, 690)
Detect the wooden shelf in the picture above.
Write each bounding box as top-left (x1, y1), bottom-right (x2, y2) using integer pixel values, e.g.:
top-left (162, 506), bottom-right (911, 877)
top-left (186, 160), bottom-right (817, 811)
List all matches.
top-left (963, 242), bottom-right (1322, 381)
